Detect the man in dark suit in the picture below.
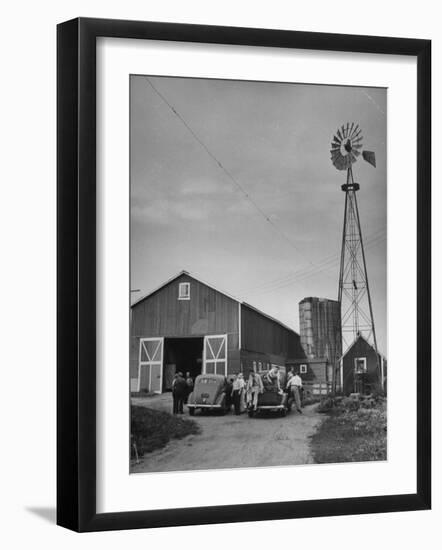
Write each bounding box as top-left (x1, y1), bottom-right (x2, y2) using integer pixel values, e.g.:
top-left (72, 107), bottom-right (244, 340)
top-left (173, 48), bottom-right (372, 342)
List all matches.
top-left (172, 372), bottom-right (187, 414)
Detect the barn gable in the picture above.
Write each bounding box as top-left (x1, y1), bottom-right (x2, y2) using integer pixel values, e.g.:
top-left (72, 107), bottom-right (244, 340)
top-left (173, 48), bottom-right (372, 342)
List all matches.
top-left (131, 271), bottom-right (240, 339)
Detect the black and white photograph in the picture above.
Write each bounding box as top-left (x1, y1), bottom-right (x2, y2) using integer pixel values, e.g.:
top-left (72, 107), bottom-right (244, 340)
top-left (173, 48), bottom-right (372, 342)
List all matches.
top-left (0, 0), bottom-right (435, 542)
top-left (129, 75), bottom-right (387, 473)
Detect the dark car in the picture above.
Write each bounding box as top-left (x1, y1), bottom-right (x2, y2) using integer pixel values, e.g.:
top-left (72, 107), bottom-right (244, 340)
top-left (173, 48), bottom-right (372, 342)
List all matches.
top-left (187, 374), bottom-right (228, 415)
top-left (248, 370), bottom-right (290, 417)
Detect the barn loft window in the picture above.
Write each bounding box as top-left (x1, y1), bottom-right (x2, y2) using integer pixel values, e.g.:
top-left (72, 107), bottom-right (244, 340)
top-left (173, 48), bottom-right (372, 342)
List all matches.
top-left (178, 282), bottom-right (190, 300)
top-left (354, 357), bottom-right (367, 373)
top-left (300, 364), bottom-right (307, 374)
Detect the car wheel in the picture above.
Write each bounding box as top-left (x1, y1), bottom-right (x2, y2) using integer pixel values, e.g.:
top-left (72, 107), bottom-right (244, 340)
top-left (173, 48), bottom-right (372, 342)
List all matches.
top-left (280, 409), bottom-right (287, 417)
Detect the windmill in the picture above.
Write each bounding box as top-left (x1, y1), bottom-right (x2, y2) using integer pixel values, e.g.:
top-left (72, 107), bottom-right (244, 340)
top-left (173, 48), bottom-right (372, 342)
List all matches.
top-left (330, 123), bottom-right (381, 393)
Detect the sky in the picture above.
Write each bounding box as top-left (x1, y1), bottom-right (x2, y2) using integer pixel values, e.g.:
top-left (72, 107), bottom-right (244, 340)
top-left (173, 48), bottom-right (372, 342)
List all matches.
top-left (130, 75), bottom-right (387, 354)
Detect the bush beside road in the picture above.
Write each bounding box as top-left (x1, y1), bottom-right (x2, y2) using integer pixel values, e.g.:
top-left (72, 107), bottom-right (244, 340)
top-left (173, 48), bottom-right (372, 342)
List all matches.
top-left (310, 395), bottom-right (387, 463)
top-left (131, 405), bottom-right (201, 457)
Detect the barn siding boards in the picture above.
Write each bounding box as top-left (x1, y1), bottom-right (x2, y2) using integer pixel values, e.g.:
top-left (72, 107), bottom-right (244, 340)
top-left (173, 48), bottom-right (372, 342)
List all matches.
top-left (132, 273), bottom-right (239, 342)
top-left (341, 335), bottom-right (386, 395)
top-left (240, 304), bottom-right (302, 359)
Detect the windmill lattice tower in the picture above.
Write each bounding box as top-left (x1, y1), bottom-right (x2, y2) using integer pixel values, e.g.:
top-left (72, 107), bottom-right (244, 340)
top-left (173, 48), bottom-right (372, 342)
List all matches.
top-left (330, 123), bottom-right (381, 391)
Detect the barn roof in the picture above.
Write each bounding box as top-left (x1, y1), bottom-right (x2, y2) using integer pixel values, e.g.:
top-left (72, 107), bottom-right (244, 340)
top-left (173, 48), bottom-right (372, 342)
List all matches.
top-left (131, 270), bottom-right (299, 335)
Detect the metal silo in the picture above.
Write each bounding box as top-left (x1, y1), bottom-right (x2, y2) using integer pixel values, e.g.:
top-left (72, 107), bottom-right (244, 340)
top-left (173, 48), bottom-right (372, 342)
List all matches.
top-left (299, 297), bottom-right (342, 363)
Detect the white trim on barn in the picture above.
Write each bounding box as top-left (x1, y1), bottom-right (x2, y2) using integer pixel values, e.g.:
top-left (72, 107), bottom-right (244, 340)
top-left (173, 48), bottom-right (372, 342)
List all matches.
top-left (137, 337), bottom-right (164, 393)
top-left (178, 282), bottom-right (190, 300)
top-left (354, 356), bottom-right (367, 373)
top-left (381, 355), bottom-right (385, 390)
top-left (340, 357), bottom-right (344, 391)
top-left (238, 303), bottom-right (242, 350)
top-left (203, 334), bottom-right (228, 376)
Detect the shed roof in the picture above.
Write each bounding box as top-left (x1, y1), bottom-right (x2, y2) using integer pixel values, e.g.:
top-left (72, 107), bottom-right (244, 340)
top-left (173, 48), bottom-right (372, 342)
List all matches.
top-left (340, 333), bottom-right (386, 361)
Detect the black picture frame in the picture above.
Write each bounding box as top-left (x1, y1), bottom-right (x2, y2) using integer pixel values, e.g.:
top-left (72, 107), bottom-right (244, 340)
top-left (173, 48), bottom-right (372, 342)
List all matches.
top-left (57, 17), bottom-right (431, 532)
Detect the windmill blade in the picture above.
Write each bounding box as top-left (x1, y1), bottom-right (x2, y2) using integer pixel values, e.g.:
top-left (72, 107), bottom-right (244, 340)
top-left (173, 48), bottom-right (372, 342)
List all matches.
top-left (334, 157), bottom-right (344, 170)
top-left (350, 124), bottom-right (360, 139)
top-left (362, 150), bottom-right (376, 167)
top-left (331, 153), bottom-right (343, 169)
top-left (330, 123), bottom-right (363, 171)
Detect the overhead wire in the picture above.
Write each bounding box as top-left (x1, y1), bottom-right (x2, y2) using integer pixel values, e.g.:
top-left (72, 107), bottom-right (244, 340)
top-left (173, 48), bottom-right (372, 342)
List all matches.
top-left (237, 228), bottom-right (386, 296)
top-left (144, 76), bottom-right (330, 272)
top-left (143, 76), bottom-right (386, 300)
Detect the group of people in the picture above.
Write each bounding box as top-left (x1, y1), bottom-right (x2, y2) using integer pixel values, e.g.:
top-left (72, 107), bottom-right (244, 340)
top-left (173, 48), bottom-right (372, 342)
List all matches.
top-left (171, 366), bottom-right (303, 416)
top-left (171, 371), bottom-right (194, 414)
top-left (227, 366), bottom-right (303, 415)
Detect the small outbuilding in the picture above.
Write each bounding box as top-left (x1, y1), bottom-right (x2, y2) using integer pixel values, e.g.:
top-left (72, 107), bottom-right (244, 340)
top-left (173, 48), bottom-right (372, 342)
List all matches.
top-left (286, 357), bottom-right (334, 397)
top-left (339, 334), bottom-right (387, 395)
top-left (130, 271), bottom-right (305, 393)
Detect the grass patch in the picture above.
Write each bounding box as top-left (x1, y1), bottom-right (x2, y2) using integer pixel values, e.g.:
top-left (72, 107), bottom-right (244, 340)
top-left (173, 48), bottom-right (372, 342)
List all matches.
top-left (311, 400), bottom-right (387, 463)
top-left (131, 405), bottom-right (201, 456)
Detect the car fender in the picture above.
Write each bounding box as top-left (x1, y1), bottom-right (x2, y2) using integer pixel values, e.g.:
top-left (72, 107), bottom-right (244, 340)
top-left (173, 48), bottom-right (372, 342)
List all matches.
top-left (214, 391), bottom-right (226, 406)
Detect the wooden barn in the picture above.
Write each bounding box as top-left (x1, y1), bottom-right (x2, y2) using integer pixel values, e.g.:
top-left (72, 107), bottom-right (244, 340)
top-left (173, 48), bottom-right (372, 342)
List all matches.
top-left (340, 334), bottom-right (387, 395)
top-left (130, 271), bottom-right (304, 393)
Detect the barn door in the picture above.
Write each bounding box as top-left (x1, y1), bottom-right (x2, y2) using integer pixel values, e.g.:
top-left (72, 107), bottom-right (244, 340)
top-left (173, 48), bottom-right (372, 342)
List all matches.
top-left (203, 334), bottom-right (227, 376)
top-left (138, 338), bottom-right (164, 393)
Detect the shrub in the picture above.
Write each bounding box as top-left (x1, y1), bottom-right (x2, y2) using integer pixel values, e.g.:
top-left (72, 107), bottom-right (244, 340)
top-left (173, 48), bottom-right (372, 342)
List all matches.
top-left (131, 405), bottom-right (200, 457)
top-left (316, 397), bottom-right (336, 413)
top-left (311, 399), bottom-right (387, 463)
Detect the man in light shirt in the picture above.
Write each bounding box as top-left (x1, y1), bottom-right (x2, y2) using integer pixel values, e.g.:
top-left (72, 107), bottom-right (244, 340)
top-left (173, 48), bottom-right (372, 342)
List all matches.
top-left (286, 372), bottom-right (303, 413)
top-left (231, 372), bottom-right (245, 415)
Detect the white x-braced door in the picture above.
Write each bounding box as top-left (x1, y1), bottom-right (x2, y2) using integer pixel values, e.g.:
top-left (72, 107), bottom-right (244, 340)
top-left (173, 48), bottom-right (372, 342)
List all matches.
top-left (138, 337), bottom-right (164, 393)
top-left (203, 334), bottom-right (228, 376)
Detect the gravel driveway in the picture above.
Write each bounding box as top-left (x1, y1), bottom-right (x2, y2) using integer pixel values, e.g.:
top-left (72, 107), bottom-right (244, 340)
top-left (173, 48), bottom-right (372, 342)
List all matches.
top-left (131, 394), bottom-right (324, 473)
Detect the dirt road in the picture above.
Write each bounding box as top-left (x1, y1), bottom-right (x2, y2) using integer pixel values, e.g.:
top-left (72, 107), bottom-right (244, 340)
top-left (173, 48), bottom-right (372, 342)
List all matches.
top-left (131, 394), bottom-right (324, 473)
